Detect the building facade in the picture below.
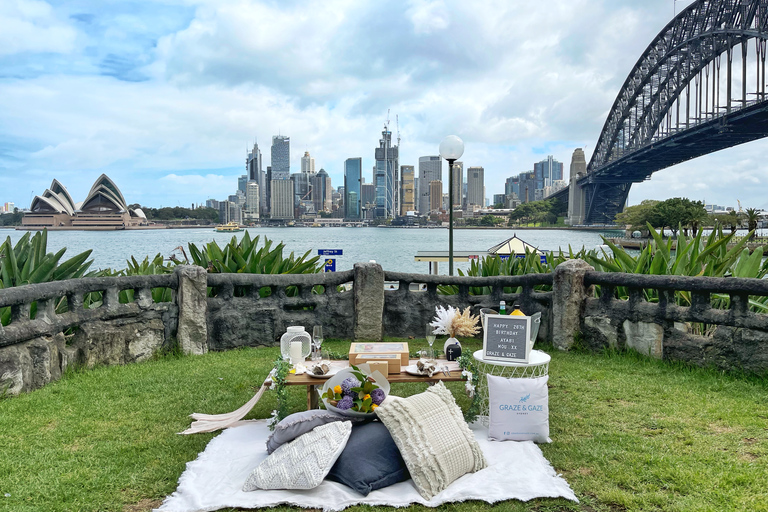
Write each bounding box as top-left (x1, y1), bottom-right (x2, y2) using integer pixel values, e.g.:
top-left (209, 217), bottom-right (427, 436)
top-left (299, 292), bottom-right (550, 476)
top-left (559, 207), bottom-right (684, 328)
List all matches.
top-left (429, 180), bottom-right (443, 213)
top-left (312, 169), bottom-right (332, 213)
top-left (534, 156), bottom-right (563, 190)
top-left (270, 179), bottom-right (294, 220)
top-left (399, 165), bottom-right (415, 215)
top-left (344, 158), bottom-right (362, 220)
top-left (418, 156), bottom-right (442, 215)
top-left (450, 161), bottom-right (463, 210)
top-left (301, 151), bottom-right (315, 174)
top-left (466, 166), bottom-right (485, 209)
top-left (374, 127), bottom-right (399, 218)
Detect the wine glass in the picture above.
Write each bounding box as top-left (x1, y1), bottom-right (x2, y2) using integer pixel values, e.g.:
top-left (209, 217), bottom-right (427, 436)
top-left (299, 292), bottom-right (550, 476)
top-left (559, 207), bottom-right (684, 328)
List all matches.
top-left (425, 323), bottom-right (436, 360)
top-left (312, 326), bottom-right (324, 361)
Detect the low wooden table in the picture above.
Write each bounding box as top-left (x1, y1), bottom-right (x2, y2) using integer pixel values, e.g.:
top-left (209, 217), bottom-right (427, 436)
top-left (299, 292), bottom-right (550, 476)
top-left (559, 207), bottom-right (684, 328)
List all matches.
top-left (286, 360), bottom-right (465, 409)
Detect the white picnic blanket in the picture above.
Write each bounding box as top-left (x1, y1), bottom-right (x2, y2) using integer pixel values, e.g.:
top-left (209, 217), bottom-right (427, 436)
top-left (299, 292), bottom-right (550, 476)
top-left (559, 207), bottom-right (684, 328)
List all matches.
top-left (156, 419), bottom-right (578, 512)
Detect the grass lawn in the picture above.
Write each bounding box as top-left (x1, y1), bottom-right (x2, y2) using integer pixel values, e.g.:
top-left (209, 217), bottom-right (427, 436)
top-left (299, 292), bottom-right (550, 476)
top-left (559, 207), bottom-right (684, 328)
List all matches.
top-left (1, 339), bottom-right (766, 512)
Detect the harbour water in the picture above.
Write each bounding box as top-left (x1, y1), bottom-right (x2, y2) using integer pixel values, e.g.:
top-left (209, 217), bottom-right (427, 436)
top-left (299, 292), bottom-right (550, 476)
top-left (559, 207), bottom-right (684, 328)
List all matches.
top-left (0, 227), bottom-right (621, 274)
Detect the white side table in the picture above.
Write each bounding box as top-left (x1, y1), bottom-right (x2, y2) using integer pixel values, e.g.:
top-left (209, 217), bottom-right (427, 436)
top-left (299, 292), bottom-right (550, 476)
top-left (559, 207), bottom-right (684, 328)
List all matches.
top-left (472, 349), bottom-right (551, 426)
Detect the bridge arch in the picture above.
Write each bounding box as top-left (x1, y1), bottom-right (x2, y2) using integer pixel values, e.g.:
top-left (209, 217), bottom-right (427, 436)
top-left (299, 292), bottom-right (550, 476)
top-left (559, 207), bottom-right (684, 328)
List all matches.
top-left (591, 0), bottom-right (767, 171)
top-left (558, 0), bottom-right (768, 225)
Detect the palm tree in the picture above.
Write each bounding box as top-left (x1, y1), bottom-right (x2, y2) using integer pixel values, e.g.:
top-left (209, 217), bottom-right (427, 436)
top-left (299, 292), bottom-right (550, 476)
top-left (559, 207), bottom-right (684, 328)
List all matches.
top-left (744, 208), bottom-right (760, 240)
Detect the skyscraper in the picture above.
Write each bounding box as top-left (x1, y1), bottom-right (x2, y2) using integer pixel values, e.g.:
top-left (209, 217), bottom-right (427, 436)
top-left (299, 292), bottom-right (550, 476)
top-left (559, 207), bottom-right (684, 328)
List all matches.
top-left (301, 151), bottom-right (315, 174)
top-left (344, 157), bottom-right (362, 220)
top-left (246, 141), bottom-right (265, 217)
top-left (312, 169), bottom-right (332, 213)
top-left (450, 161), bottom-right (463, 210)
top-left (418, 156), bottom-right (442, 215)
top-left (244, 181), bottom-right (259, 221)
top-left (429, 180), bottom-right (443, 213)
top-left (534, 156), bottom-right (563, 190)
top-left (466, 167), bottom-right (485, 208)
top-left (374, 126), bottom-right (399, 218)
top-left (268, 135), bottom-right (290, 214)
top-left (238, 175), bottom-right (248, 194)
top-left (399, 165), bottom-right (415, 215)
top-left (270, 179), bottom-right (294, 220)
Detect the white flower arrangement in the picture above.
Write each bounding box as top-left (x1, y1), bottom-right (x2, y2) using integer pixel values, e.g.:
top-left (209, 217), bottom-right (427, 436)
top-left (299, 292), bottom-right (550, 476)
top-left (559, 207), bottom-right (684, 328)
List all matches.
top-left (429, 305), bottom-right (480, 339)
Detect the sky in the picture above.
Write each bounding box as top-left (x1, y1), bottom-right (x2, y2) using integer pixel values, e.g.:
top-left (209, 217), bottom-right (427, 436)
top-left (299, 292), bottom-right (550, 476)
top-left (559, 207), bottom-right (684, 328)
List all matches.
top-left (1, 0), bottom-right (766, 212)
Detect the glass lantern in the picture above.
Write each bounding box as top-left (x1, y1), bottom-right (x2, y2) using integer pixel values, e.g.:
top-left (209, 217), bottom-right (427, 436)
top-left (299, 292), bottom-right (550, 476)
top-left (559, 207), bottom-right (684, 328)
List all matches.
top-left (280, 326), bottom-right (311, 364)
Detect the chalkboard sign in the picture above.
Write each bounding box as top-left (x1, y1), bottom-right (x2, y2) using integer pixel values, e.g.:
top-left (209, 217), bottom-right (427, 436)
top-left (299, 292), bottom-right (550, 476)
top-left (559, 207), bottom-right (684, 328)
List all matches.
top-left (483, 314), bottom-right (531, 363)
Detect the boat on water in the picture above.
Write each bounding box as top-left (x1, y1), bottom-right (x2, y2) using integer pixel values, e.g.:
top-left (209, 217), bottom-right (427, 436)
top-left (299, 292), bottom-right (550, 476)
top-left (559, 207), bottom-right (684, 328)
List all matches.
top-left (214, 221), bottom-right (243, 232)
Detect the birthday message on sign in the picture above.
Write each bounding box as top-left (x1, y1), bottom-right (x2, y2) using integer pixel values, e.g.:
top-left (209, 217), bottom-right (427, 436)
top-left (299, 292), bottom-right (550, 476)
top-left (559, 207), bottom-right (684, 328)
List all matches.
top-left (483, 314), bottom-right (531, 363)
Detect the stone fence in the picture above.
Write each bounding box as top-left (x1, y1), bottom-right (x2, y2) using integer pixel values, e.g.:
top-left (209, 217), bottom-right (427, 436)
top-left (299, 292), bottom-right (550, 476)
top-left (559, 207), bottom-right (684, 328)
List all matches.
top-left (2, 260), bottom-right (767, 396)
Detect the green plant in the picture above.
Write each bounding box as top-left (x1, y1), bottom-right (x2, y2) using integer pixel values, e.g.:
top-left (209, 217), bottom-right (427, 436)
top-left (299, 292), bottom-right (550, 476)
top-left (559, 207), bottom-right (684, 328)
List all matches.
top-left (0, 230), bottom-right (100, 326)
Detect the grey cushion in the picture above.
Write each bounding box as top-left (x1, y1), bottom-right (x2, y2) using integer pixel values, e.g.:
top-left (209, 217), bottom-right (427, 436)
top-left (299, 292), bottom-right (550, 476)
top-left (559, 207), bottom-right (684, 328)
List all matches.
top-left (326, 421), bottom-right (410, 496)
top-left (375, 382), bottom-right (487, 500)
top-left (266, 409), bottom-right (364, 454)
top-left (244, 421), bottom-right (352, 491)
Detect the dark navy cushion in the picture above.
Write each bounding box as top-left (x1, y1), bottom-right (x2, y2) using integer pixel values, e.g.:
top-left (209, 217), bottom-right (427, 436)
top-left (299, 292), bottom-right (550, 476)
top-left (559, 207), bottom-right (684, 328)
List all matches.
top-left (326, 421), bottom-right (410, 496)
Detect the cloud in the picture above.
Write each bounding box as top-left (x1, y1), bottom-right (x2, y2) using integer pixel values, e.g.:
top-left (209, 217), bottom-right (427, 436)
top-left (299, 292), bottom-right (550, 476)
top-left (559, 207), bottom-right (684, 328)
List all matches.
top-left (0, 0), bottom-right (77, 55)
top-left (0, 0), bottom-right (764, 213)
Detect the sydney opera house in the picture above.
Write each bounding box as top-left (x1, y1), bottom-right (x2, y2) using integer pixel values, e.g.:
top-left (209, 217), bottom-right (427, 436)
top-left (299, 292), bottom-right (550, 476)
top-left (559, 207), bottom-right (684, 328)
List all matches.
top-left (22, 174), bottom-right (150, 230)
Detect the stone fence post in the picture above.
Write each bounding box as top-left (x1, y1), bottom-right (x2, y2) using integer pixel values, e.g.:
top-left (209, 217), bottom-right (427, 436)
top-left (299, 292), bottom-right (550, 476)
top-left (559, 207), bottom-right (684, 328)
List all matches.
top-left (552, 259), bottom-right (594, 350)
top-left (353, 262), bottom-right (384, 341)
top-left (175, 265), bottom-right (208, 355)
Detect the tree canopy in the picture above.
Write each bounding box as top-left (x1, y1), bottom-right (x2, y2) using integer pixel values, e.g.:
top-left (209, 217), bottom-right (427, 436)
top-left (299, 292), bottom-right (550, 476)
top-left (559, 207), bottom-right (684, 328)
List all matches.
top-left (614, 197), bottom-right (707, 236)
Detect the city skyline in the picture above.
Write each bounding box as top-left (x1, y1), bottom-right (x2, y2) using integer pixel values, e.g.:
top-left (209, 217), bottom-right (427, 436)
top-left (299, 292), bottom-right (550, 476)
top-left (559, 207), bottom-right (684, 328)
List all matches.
top-left (2, 0), bottom-right (767, 212)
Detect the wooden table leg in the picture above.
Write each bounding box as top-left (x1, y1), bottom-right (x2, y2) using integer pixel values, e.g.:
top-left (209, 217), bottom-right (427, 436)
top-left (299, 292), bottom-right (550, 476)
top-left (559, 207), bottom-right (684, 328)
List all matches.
top-left (307, 385), bottom-right (319, 410)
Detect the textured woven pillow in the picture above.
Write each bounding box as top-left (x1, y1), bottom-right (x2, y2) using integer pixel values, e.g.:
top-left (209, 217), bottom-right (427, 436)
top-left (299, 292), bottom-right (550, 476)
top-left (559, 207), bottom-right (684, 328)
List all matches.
top-left (326, 421), bottom-right (410, 496)
top-left (488, 375), bottom-right (550, 443)
top-left (266, 409), bottom-right (364, 454)
top-left (243, 421), bottom-right (352, 491)
top-left (375, 382), bottom-right (487, 500)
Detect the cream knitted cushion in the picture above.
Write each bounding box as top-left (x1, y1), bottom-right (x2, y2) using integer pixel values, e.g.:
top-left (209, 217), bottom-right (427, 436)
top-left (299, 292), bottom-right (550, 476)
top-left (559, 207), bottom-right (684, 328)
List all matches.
top-left (375, 382), bottom-right (487, 499)
top-left (243, 421), bottom-right (352, 491)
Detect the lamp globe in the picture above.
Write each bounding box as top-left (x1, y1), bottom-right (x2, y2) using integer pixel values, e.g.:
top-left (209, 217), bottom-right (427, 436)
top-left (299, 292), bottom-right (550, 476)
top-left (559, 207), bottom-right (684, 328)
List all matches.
top-left (439, 135), bottom-right (464, 161)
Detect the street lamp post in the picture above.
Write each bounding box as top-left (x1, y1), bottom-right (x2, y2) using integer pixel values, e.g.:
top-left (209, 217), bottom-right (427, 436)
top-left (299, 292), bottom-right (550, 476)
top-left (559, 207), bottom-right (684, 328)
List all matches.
top-left (439, 135), bottom-right (465, 276)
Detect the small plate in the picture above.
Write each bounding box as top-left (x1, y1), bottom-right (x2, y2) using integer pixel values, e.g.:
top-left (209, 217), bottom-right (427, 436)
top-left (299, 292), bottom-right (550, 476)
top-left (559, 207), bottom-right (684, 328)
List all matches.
top-left (307, 368), bottom-right (339, 379)
top-left (404, 364), bottom-right (429, 377)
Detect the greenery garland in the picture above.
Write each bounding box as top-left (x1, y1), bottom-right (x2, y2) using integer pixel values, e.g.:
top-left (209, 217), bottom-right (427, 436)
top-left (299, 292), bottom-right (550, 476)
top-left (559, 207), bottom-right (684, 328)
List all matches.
top-left (268, 357), bottom-right (292, 431)
top-left (456, 354), bottom-right (482, 424)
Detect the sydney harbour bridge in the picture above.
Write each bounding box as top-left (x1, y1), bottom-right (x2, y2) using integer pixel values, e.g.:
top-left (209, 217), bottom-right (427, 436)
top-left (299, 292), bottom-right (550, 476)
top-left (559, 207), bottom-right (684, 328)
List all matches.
top-left (551, 0), bottom-right (768, 225)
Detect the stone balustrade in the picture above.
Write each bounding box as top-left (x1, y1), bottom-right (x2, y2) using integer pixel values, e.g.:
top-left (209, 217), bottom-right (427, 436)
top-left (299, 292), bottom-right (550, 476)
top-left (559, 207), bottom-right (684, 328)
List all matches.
top-left (2, 259), bottom-right (768, 396)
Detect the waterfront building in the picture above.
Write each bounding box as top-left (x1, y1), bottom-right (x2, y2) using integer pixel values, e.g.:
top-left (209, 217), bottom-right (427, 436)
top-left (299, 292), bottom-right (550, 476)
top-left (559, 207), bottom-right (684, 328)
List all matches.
top-left (450, 161), bottom-right (463, 211)
top-left (374, 126), bottom-right (399, 218)
top-left (271, 135), bottom-right (290, 180)
top-left (518, 171), bottom-right (537, 203)
top-left (206, 199), bottom-right (219, 210)
top-left (505, 176), bottom-right (520, 199)
top-left (268, 135), bottom-right (290, 213)
top-left (418, 156), bottom-right (442, 215)
top-left (466, 167), bottom-right (485, 209)
top-left (23, 175), bottom-right (147, 229)
top-left (270, 179), bottom-right (294, 220)
top-left (244, 181), bottom-right (259, 222)
top-left (312, 169), bottom-right (332, 213)
top-left (344, 158), bottom-right (362, 220)
top-left (534, 156), bottom-right (563, 191)
top-left (3, 202), bottom-right (15, 213)
top-left (400, 165), bottom-right (415, 215)
top-left (301, 151), bottom-right (316, 174)
top-left (292, 172), bottom-right (311, 208)
top-left (247, 141), bottom-right (266, 216)
top-left (361, 182), bottom-right (376, 216)
top-left (493, 194), bottom-right (506, 207)
top-left (429, 180), bottom-right (443, 213)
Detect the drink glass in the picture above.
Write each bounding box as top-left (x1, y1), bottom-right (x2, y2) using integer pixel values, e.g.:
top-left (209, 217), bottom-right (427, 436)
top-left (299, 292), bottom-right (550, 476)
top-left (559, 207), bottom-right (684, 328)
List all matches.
top-left (425, 323), bottom-right (436, 360)
top-left (312, 326), bottom-right (324, 361)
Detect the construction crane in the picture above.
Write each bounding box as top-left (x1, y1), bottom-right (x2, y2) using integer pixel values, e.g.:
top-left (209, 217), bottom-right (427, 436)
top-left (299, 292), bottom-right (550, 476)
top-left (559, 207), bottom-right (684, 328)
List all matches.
top-left (396, 114), bottom-right (400, 147)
